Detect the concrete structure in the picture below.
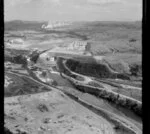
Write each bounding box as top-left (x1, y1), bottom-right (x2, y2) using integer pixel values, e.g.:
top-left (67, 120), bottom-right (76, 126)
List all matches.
top-left (42, 21), bottom-right (72, 30)
top-left (67, 41), bottom-right (87, 51)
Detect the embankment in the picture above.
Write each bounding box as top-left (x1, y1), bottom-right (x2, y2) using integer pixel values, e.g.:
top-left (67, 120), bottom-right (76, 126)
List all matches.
top-left (73, 83), bottom-right (142, 117)
top-left (65, 59), bottom-right (130, 80)
top-left (57, 57), bottom-right (142, 117)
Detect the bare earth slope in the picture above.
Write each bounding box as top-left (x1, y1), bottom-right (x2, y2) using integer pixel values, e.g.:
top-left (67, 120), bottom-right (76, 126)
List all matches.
top-left (5, 90), bottom-right (114, 134)
top-left (4, 21), bottom-right (142, 134)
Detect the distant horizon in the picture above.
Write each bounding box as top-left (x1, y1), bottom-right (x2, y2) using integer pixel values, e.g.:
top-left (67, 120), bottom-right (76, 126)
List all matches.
top-left (4, 19), bottom-right (142, 23)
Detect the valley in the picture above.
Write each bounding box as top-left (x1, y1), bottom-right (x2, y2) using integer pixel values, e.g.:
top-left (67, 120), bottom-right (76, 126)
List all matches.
top-left (4, 21), bottom-right (142, 134)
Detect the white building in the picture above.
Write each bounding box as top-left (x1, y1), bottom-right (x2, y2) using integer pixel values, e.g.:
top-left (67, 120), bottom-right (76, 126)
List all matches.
top-left (41, 21), bottom-right (72, 30)
top-left (68, 41), bottom-right (87, 51)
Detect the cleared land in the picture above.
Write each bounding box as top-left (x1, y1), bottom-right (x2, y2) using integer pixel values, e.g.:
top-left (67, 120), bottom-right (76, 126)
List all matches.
top-left (5, 84), bottom-right (115, 134)
top-left (4, 21), bottom-right (142, 134)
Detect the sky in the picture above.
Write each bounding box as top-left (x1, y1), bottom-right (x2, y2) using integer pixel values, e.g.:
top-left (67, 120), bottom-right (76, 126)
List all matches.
top-left (4, 0), bottom-right (142, 21)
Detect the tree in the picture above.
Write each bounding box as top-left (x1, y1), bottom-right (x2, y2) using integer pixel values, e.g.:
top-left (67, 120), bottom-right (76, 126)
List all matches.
top-left (42, 71), bottom-right (47, 77)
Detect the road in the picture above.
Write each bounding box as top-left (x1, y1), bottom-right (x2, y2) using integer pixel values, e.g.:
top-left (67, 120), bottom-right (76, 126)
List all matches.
top-left (6, 71), bottom-right (142, 134)
top-left (5, 72), bottom-right (116, 134)
top-left (62, 59), bottom-right (142, 104)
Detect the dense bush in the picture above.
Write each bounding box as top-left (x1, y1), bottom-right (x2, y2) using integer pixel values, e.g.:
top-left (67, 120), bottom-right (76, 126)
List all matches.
top-left (5, 53), bottom-right (27, 67)
top-left (30, 52), bottom-right (40, 63)
top-left (4, 127), bottom-right (13, 134)
top-left (66, 59), bottom-right (130, 80)
top-left (13, 55), bottom-right (27, 65)
top-left (66, 59), bottom-right (116, 79)
top-left (5, 56), bottom-right (13, 62)
top-left (51, 80), bottom-right (58, 86)
top-left (130, 64), bottom-right (142, 76)
top-left (129, 38), bottom-right (136, 42)
top-left (118, 97), bottom-right (127, 106)
top-left (117, 73), bottom-right (130, 80)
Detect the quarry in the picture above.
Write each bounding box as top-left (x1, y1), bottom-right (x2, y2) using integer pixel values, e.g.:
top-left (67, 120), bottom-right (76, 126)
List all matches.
top-left (4, 21), bottom-right (142, 134)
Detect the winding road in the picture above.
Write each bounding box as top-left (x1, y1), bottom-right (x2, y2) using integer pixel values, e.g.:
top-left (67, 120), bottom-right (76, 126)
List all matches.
top-left (62, 59), bottom-right (142, 104)
top-left (5, 52), bottom-right (142, 134)
top-left (6, 69), bottom-right (142, 134)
